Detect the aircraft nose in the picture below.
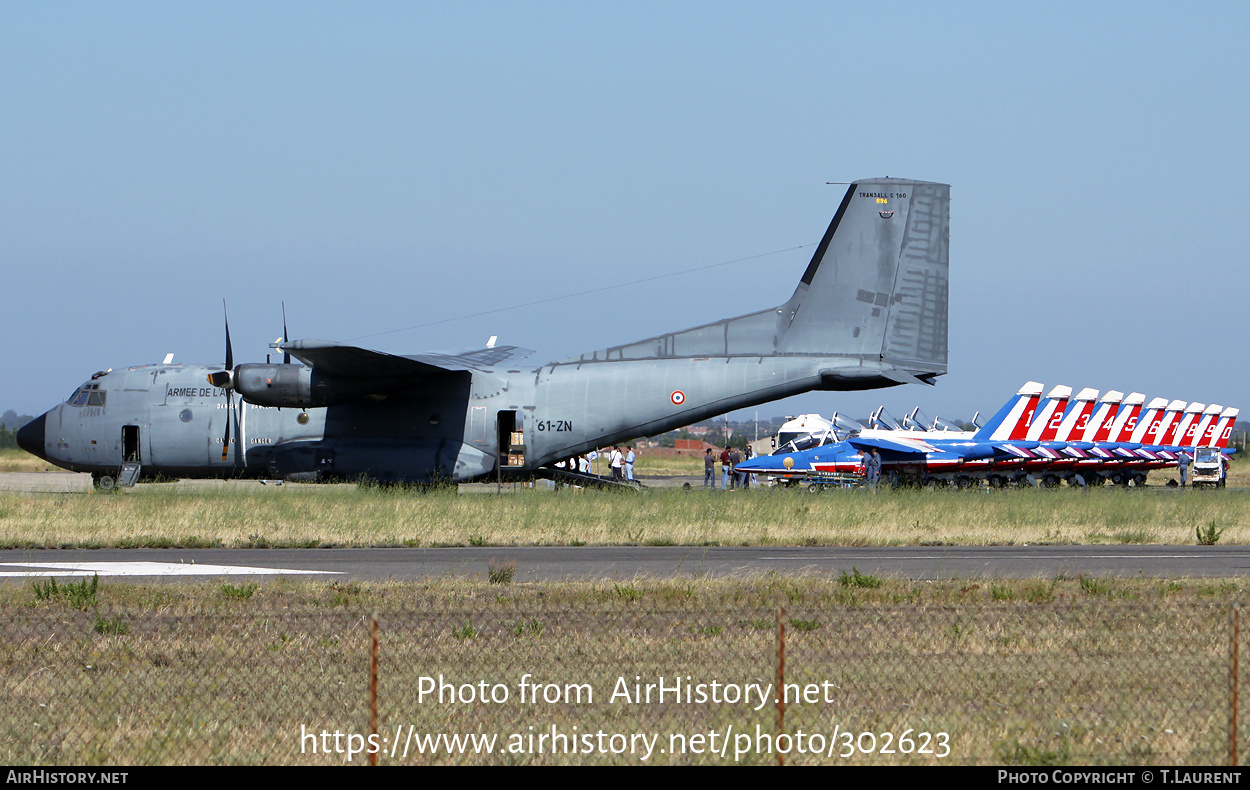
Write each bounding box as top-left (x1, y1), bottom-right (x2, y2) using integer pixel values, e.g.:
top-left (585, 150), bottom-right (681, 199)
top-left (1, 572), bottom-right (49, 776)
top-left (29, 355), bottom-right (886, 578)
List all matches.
top-left (16, 413), bottom-right (47, 458)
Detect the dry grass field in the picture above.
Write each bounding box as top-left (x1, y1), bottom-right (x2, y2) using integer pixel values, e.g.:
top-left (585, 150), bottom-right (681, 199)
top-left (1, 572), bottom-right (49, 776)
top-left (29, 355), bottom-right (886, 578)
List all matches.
top-left (0, 448), bottom-right (56, 473)
top-left (0, 476), bottom-right (1246, 549)
top-left (2, 574), bottom-right (1247, 765)
top-left (0, 447), bottom-right (1245, 548)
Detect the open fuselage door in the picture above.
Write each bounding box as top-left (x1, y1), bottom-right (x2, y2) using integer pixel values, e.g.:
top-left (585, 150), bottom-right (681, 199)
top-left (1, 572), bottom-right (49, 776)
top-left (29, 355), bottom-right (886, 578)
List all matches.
top-left (119, 424), bottom-right (142, 486)
top-left (498, 410), bottom-right (524, 469)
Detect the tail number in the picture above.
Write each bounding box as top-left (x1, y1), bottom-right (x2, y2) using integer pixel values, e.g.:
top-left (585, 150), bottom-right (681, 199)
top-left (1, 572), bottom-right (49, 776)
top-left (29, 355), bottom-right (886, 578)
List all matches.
top-left (536, 420), bottom-right (573, 432)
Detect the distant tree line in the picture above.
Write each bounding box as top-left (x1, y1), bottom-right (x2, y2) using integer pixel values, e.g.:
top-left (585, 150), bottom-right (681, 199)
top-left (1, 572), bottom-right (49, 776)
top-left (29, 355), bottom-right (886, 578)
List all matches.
top-left (0, 410), bottom-right (34, 450)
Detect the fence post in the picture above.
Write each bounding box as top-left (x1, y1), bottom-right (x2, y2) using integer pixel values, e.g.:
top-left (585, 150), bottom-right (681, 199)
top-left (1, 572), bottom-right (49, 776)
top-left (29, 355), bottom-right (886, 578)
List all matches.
top-left (370, 612), bottom-right (379, 766)
top-left (1232, 604), bottom-right (1240, 767)
top-left (777, 605), bottom-right (786, 766)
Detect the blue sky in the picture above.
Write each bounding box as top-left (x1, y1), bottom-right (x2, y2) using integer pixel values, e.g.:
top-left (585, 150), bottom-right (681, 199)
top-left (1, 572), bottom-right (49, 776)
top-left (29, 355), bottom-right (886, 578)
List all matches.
top-left (3, 2), bottom-right (1247, 425)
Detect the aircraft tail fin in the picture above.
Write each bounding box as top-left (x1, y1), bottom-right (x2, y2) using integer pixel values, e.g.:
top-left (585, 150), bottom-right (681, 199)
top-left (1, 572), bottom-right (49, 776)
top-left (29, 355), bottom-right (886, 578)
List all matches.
top-left (1212, 407), bottom-right (1239, 448)
top-left (1186, 404), bottom-right (1223, 447)
top-left (1130, 397), bottom-right (1171, 444)
top-left (779, 179), bottom-right (950, 384)
top-left (974, 382), bottom-right (1044, 442)
top-left (1026, 385), bottom-right (1073, 441)
top-left (1166, 402), bottom-right (1206, 447)
top-left (1149, 400), bottom-right (1189, 446)
top-left (1104, 392), bottom-right (1144, 442)
top-left (1054, 388), bottom-right (1098, 442)
top-left (1084, 390), bottom-right (1124, 442)
top-left (563, 178), bottom-right (950, 390)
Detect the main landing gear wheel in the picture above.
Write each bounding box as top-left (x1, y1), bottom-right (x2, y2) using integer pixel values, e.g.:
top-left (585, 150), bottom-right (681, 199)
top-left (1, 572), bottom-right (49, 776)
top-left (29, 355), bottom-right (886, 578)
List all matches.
top-left (92, 473), bottom-right (116, 492)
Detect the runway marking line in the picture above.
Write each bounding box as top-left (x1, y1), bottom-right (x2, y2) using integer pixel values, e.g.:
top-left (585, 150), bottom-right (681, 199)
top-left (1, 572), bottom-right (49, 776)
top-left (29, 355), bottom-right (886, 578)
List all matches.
top-left (0, 561), bottom-right (339, 577)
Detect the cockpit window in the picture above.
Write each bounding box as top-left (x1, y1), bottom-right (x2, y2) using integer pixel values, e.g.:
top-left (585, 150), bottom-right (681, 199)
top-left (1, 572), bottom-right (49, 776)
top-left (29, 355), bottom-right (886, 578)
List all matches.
top-left (773, 430), bottom-right (838, 455)
top-left (67, 383), bottom-right (106, 407)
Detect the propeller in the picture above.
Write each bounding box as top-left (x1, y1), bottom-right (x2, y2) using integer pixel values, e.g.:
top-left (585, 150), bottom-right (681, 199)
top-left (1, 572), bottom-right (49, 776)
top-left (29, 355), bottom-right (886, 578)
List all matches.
top-left (281, 302), bottom-right (290, 365)
top-left (207, 300), bottom-right (234, 390)
top-left (206, 301), bottom-right (240, 464)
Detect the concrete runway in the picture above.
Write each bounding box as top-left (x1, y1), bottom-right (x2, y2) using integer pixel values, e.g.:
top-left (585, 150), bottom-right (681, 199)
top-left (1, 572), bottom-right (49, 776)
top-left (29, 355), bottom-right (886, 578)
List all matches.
top-left (3, 545), bottom-right (1250, 582)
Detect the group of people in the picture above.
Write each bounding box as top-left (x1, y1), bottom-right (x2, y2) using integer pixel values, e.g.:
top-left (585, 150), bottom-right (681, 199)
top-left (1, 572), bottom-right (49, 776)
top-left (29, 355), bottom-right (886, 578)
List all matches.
top-left (552, 442), bottom-right (881, 491)
top-left (704, 445), bottom-right (756, 489)
top-left (607, 445), bottom-right (636, 481)
top-left (555, 446), bottom-right (637, 481)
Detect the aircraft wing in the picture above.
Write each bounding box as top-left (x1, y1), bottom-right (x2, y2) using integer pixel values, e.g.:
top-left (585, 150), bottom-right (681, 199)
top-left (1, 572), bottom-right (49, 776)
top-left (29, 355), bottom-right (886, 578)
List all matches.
top-left (849, 435), bottom-right (1008, 462)
top-left (416, 345), bottom-right (536, 370)
top-left (278, 340), bottom-right (534, 379)
top-left (847, 435), bottom-right (934, 456)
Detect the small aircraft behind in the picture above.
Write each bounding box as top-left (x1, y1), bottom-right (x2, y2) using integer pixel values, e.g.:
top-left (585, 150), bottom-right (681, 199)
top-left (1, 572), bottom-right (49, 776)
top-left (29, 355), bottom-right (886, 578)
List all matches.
top-left (736, 381), bottom-right (1046, 487)
top-left (734, 382), bottom-right (1238, 488)
top-left (19, 178), bottom-right (951, 488)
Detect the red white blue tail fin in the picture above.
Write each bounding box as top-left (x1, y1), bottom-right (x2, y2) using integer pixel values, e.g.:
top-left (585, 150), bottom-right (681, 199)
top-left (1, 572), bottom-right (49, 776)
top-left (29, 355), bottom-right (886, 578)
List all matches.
top-left (1186, 404), bottom-right (1223, 448)
top-left (1025, 385), bottom-right (1072, 441)
top-left (1054, 388), bottom-right (1098, 442)
top-left (976, 382), bottom-right (1044, 442)
top-left (1146, 400), bottom-right (1188, 446)
top-left (1167, 403), bottom-right (1206, 447)
top-left (1083, 391), bottom-right (1122, 442)
top-left (1104, 392), bottom-right (1144, 443)
top-left (1211, 407), bottom-right (1239, 448)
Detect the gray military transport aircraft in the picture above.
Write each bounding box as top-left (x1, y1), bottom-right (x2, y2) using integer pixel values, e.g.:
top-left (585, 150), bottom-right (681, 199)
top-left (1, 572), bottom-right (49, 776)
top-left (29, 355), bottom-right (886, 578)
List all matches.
top-left (18, 178), bottom-right (949, 488)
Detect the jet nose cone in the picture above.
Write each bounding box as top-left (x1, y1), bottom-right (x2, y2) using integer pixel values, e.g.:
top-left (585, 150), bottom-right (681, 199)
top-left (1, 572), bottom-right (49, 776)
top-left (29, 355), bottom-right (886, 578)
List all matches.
top-left (16, 413), bottom-right (47, 458)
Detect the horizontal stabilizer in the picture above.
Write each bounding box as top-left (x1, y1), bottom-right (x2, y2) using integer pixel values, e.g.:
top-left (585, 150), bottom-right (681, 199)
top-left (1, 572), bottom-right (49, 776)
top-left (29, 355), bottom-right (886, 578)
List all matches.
top-left (881, 369), bottom-right (935, 387)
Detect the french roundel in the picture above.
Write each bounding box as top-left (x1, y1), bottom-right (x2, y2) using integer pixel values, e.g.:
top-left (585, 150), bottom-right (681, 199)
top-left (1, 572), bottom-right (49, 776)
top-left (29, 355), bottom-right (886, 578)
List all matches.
top-left (670, 390), bottom-right (686, 406)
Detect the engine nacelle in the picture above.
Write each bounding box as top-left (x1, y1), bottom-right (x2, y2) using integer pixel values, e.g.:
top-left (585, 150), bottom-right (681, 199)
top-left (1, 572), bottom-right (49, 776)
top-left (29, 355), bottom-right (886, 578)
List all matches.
top-left (234, 364), bottom-right (312, 407)
top-left (233, 364), bottom-right (387, 408)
